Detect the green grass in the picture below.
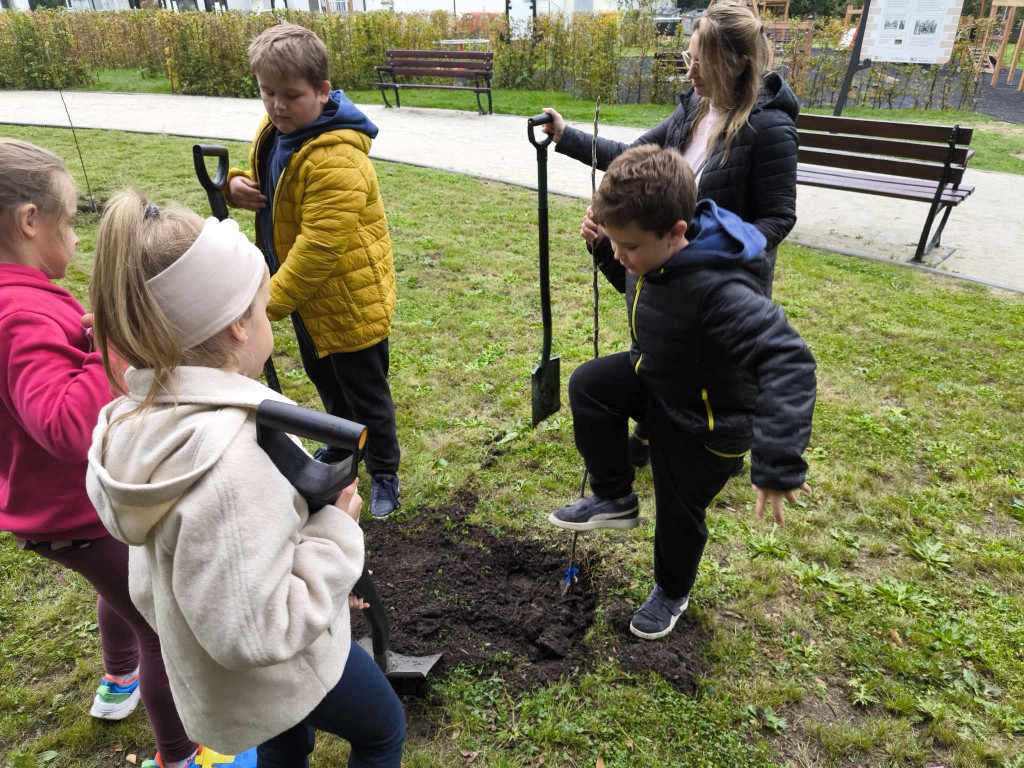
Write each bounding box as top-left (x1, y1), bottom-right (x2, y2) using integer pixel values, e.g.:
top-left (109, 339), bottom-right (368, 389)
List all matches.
top-left (80, 68), bottom-right (173, 95)
top-left (1, 123), bottom-right (1023, 768)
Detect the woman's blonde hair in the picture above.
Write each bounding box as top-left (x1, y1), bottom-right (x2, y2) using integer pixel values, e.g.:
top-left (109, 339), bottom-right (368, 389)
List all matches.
top-left (0, 138), bottom-right (75, 239)
top-left (690, 1), bottom-right (773, 163)
top-left (91, 189), bottom-right (262, 418)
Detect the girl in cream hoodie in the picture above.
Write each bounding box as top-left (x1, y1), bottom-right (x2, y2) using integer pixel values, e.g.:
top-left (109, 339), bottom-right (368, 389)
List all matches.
top-left (86, 191), bottom-right (405, 767)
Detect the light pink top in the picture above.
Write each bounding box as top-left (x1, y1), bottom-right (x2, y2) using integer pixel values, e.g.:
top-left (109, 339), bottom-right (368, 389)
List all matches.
top-left (680, 104), bottom-right (726, 185)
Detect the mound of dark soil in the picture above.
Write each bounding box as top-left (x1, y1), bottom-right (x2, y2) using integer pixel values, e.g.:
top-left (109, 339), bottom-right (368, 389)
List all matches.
top-left (356, 492), bottom-right (709, 695)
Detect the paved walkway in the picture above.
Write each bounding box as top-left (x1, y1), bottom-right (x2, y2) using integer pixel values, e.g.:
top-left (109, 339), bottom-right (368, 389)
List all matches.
top-left (2, 90), bottom-right (1021, 292)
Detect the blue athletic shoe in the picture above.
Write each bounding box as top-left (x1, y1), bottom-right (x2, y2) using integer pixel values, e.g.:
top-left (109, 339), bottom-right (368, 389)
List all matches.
top-left (90, 672), bottom-right (140, 720)
top-left (629, 584), bottom-right (689, 640)
top-left (547, 493), bottom-right (639, 531)
top-left (370, 474), bottom-right (401, 519)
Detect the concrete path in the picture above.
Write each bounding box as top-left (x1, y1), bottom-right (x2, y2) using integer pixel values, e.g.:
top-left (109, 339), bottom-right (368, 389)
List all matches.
top-left (2, 90), bottom-right (1022, 292)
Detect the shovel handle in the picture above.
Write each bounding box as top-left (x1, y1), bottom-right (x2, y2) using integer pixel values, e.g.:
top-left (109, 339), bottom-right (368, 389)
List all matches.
top-left (527, 113), bottom-right (554, 149)
top-left (353, 567), bottom-right (390, 673)
top-left (192, 144), bottom-right (230, 222)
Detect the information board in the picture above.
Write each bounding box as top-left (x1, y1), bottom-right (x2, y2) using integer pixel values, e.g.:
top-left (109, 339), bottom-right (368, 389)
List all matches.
top-left (861, 0), bottom-right (965, 65)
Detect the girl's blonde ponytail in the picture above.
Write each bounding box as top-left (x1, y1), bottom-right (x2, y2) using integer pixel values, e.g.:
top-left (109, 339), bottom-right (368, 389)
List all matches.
top-left (91, 190), bottom-right (204, 416)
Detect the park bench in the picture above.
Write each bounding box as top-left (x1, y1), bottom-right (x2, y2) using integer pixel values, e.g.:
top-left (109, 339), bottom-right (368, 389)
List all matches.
top-left (374, 49), bottom-right (493, 116)
top-left (795, 114), bottom-right (976, 261)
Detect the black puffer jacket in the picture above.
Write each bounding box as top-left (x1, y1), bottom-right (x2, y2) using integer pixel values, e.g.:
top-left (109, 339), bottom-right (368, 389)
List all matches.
top-left (557, 73), bottom-right (799, 291)
top-left (599, 199), bottom-right (816, 490)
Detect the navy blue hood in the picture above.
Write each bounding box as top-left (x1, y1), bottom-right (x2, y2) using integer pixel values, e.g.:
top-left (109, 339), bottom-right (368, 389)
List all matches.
top-left (279, 89), bottom-right (378, 151)
top-left (662, 199), bottom-right (767, 271)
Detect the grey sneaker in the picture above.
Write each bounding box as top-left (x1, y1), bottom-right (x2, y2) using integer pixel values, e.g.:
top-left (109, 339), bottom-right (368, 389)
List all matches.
top-left (370, 474), bottom-right (400, 519)
top-left (629, 584), bottom-right (689, 640)
top-left (547, 493), bottom-right (639, 531)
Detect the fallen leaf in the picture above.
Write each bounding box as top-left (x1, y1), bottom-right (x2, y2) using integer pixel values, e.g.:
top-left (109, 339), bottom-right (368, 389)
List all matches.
top-left (625, 737), bottom-right (634, 750)
top-left (126, 755), bottom-right (138, 766)
top-left (596, 758), bottom-right (605, 768)
top-left (460, 750), bottom-right (479, 764)
top-left (814, 677), bottom-right (827, 689)
top-left (38, 752), bottom-right (58, 763)
top-left (538, 757), bottom-right (545, 765)
top-left (888, 628), bottom-right (903, 647)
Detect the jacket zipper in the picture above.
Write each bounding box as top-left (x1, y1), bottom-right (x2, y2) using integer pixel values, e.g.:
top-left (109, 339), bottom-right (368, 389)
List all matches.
top-left (631, 276), bottom-right (645, 373)
top-left (702, 387), bottom-right (714, 431)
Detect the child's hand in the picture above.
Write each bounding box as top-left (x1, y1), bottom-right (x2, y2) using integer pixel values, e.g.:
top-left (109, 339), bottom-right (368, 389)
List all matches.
top-left (228, 176), bottom-right (267, 211)
top-left (581, 205), bottom-right (604, 246)
top-left (334, 479), bottom-right (362, 523)
top-left (80, 313), bottom-right (94, 330)
top-left (348, 595), bottom-right (370, 611)
top-left (752, 483), bottom-right (811, 526)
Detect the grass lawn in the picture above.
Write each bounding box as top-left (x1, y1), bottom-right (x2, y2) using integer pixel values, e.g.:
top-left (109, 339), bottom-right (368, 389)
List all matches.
top-left (69, 67), bottom-right (1024, 175)
top-left (1, 124), bottom-right (1023, 768)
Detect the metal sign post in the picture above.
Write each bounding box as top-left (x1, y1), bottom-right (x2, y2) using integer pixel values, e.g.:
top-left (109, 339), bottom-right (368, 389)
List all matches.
top-left (834, 0), bottom-right (873, 115)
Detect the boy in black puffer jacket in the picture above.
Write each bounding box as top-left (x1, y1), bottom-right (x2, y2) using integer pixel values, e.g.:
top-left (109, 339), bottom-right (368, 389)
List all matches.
top-left (548, 145), bottom-right (816, 641)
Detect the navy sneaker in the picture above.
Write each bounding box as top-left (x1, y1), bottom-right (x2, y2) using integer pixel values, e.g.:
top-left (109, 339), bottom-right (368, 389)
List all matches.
top-left (628, 432), bottom-right (650, 468)
top-left (313, 445), bottom-right (351, 464)
top-left (370, 474), bottom-right (400, 519)
top-left (547, 493), bottom-right (639, 531)
top-left (629, 584), bottom-right (689, 640)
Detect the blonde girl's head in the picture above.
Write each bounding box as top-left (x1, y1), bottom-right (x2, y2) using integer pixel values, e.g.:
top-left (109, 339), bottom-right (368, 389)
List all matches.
top-left (689, 1), bottom-right (773, 161)
top-left (91, 190), bottom-right (271, 416)
top-left (0, 138), bottom-right (79, 279)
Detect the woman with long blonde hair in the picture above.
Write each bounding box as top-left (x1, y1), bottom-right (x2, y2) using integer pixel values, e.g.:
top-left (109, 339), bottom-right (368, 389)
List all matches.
top-left (541, 0), bottom-right (798, 467)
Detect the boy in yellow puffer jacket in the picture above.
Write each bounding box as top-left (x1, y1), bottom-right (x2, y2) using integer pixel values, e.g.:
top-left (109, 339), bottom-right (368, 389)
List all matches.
top-left (224, 23), bottom-right (401, 518)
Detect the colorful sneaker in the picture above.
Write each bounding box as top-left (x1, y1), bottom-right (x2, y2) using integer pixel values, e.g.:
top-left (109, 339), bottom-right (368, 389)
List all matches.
top-left (547, 493), bottom-right (639, 531)
top-left (629, 584), bottom-right (689, 640)
top-left (89, 672), bottom-right (140, 720)
top-left (370, 473), bottom-right (401, 519)
top-left (141, 745), bottom-right (259, 768)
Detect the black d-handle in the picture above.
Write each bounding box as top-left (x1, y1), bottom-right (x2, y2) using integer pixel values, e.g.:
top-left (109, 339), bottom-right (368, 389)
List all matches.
top-left (193, 144), bottom-right (230, 222)
top-left (527, 112), bottom-right (554, 149)
top-left (255, 400), bottom-right (367, 512)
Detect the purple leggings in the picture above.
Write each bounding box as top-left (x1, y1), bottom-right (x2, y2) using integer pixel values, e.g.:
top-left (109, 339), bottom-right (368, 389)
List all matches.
top-left (34, 534), bottom-right (196, 762)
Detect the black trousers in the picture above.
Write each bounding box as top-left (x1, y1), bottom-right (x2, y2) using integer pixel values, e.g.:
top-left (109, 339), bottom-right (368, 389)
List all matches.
top-left (569, 352), bottom-right (743, 600)
top-left (294, 319), bottom-right (400, 477)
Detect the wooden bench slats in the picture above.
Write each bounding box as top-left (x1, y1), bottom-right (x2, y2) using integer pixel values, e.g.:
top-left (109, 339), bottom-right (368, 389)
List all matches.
top-left (380, 58), bottom-right (493, 71)
top-left (386, 49), bottom-right (492, 60)
top-left (798, 147), bottom-right (967, 186)
top-left (377, 48), bottom-right (493, 115)
top-left (798, 130), bottom-right (972, 166)
top-left (797, 114), bottom-right (973, 146)
top-left (383, 67), bottom-right (489, 79)
top-left (373, 82), bottom-right (491, 93)
top-left (798, 168), bottom-right (973, 204)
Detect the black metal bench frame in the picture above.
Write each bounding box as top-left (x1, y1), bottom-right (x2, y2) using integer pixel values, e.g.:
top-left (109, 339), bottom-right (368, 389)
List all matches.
top-left (374, 49), bottom-right (493, 116)
top-left (796, 114), bottom-right (976, 262)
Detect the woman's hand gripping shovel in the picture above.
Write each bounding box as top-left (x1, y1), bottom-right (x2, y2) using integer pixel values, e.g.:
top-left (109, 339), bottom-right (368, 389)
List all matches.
top-left (192, 145), bottom-right (441, 695)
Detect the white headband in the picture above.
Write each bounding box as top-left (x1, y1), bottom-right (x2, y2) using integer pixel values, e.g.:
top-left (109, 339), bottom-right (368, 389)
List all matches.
top-left (146, 217), bottom-right (265, 350)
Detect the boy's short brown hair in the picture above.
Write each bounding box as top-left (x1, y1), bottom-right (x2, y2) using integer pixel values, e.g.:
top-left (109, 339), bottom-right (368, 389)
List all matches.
top-left (592, 145), bottom-right (697, 237)
top-left (248, 23), bottom-right (329, 90)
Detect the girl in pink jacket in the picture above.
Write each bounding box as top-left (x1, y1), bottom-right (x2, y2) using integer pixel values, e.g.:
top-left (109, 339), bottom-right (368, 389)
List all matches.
top-left (0, 139), bottom-right (232, 768)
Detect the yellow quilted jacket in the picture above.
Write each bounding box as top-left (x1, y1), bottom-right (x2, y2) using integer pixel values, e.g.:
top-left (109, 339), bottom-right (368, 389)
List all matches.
top-left (225, 116), bottom-right (396, 355)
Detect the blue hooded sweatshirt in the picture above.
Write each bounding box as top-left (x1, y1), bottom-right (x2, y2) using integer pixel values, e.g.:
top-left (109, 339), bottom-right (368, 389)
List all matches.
top-left (258, 90), bottom-right (378, 267)
top-left (662, 198), bottom-right (767, 273)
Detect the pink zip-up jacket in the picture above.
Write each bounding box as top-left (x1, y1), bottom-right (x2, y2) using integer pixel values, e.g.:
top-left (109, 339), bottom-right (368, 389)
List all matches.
top-left (0, 263), bottom-right (112, 541)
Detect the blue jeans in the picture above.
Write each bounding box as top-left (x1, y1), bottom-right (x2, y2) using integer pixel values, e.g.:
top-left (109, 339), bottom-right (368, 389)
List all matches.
top-left (256, 641), bottom-right (405, 768)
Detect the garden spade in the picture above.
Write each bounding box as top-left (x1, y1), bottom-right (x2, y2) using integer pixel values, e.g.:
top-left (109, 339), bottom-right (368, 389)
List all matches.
top-left (527, 113), bottom-right (561, 428)
top-left (254, 400), bottom-right (442, 696)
